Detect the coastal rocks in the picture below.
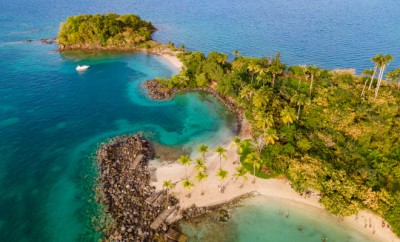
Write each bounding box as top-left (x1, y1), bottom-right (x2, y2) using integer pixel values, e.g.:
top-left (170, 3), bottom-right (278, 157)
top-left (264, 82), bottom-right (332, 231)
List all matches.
top-left (142, 79), bottom-right (244, 120)
top-left (96, 134), bottom-right (179, 241)
top-left (180, 193), bottom-right (255, 223)
top-left (23, 38), bottom-right (56, 44)
top-left (40, 38), bottom-right (56, 44)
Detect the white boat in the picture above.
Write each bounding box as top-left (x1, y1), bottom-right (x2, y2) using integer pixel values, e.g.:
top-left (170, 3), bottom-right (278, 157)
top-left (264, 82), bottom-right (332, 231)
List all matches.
top-left (76, 65), bottom-right (89, 71)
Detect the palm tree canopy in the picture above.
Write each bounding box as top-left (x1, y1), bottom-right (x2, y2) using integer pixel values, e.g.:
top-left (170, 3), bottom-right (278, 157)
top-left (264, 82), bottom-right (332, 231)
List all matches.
top-left (386, 68), bottom-right (400, 82)
top-left (252, 91), bottom-right (269, 107)
top-left (307, 65), bottom-right (322, 77)
top-left (372, 54), bottom-right (384, 67)
top-left (247, 62), bottom-right (258, 72)
top-left (232, 136), bottom-right (241, 145)
top-left (182, 179), bottom-right (194, 191)
top-left (198, 143), bottom-right (209, 154)
top-left (234, 165), bottom-right (249, 181)
top-left (162, 180), bottom-right (175, 190)
top-left (239, 86), bottom-right (256, 101)
top-left (362, 69), bottom-right (374, 77)
top-left (280, 106), bottom-right (297, 125)
top-left (246, 153), bottom-right (261, 169)
top-left (194, 158), bottom-right (206, 171)
top-left (215, 146), bottom-right (227, 158)
top-left (291, 92), bottom-right (307, 106)
top-left (195, 171), bottom-right (208, 182)
top-left (216, 168), bottom-right (229, 180)
top-left (264, 128), bottom-right (279, 145)
top-left (177, 155), bottom-right (191, 166)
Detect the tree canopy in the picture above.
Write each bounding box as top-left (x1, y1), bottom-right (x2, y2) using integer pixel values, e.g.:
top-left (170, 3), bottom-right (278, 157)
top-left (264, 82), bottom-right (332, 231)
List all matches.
top-left (158, 51), bottom-right (400, 236)
top-left (58, 13), bottom-right (155, 49)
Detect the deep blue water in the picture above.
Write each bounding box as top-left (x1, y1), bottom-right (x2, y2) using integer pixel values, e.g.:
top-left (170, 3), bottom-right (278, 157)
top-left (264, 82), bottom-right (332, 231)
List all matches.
top-left (1, 0), bottom-right (400, 71)
top-left (1, 0), bottom-right (400, 241)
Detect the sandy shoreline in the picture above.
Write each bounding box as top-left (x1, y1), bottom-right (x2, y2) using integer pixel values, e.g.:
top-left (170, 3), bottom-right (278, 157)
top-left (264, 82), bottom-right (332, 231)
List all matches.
top-left (157, 52), bottom-right (183, 72)
top-left (149, 118), bottom-right (399, 242)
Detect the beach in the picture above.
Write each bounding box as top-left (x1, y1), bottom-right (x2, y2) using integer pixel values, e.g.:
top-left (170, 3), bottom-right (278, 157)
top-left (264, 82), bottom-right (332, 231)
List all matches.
top-left (150, 118), bottom-right (400, 242)
top-left (158, 51), bottom-right (183, 72)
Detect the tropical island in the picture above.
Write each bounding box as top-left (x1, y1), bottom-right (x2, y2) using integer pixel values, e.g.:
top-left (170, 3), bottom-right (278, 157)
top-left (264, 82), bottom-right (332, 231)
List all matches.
top-left (58, 13), bottom-right (180, 53)
top-left (57, 13), bottom-right (400, 241)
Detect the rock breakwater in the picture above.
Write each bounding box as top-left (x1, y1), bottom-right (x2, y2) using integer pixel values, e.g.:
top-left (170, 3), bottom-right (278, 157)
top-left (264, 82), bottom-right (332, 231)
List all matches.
top-left (96, 134), bottom-right (178, 241)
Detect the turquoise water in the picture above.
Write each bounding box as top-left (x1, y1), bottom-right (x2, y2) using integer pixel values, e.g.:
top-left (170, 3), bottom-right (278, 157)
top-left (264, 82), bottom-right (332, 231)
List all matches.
top-left (1, 0), bottom-right (399, 241)
top-left (181, 196), bottom-right (380, 242)
top-left (0, 47), bottom-right (235, 241)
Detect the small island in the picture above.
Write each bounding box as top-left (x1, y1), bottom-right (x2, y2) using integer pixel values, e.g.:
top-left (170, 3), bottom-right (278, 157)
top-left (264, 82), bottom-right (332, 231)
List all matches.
top-left (58, 13), bottom-right (157, 51)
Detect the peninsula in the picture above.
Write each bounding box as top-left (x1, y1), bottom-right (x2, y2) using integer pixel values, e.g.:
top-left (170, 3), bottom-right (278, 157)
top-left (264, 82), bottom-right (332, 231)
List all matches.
top-left (57, 14), bottom-right (400, 242)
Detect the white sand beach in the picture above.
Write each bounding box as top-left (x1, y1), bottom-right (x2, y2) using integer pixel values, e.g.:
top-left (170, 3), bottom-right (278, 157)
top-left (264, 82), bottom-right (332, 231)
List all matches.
top-left (149, 118), bottom-right (400, 242)
top-left (158, 51), bottom-right (183, 72)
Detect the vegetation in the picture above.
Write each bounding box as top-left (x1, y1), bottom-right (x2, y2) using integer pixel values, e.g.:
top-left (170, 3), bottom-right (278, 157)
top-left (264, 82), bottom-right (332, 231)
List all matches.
top-left (177, 155), bottom-right (191, 180)
top-left (234, 165), bottom-right (249, 188)
top-left (162, 180), bottom-right (175, 208)
top-left (58, 13), bottom-right (155, 49)
top-left (198, 144), bottom-right (209, 162)
top-left (158, 50), bottom-right (400, 236)
top-left (215, 146), bottom-right (227, 169)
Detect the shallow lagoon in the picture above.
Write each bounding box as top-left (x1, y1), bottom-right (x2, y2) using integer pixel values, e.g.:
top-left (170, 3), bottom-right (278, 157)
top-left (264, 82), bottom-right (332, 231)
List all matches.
top-left (181, 196), bottom-right (380, 242)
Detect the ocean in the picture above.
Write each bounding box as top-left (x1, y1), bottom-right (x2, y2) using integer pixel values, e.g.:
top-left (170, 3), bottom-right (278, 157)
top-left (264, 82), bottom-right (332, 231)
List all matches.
top-left (0, 0), bottom-right (398, 241)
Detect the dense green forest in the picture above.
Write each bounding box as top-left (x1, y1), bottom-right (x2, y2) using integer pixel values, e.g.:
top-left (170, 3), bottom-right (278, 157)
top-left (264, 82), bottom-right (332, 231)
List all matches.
top-left (57, 13), bottom-right (155, 49)
top-left (158, 51), bottom-right (400, 235)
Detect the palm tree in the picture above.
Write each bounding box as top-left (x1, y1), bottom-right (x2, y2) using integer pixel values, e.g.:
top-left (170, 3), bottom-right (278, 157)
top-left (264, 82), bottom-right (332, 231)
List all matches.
top-left (264, 128), bottom-right (279, 145)
top-left (368, 54), bottom-right (383, 90)
top-left (248, 62), bottom-right (258, 84)
top-left (162, 180), bottom-right (175, 208)
top-left (254, 111), bottom-right (274, 132)
top-left (177, 155), bottom-right (191, 179)
top-left (216, 53), bottom-right (228, 65)
top-left (231, 136), bottom-right (242, 154)
top-left (299, 65), bottom-right (309, 91)
top-left (246, 153), bottom-right (261, 183)
top-left (195, 171), bottom-right (208, 195)
top-left (239, 86), bottom-right (255, 102)
top-left (194, 158), bottom-right (206, 172)
top-left (386, 68), bottom-right (400, 90)
top-left (198, 144), bottom-right (209, 162)
top-left (268, 52), bottom-right (286, 88)
top-left (216, 168), bottom-right (229, 192)
top-left (215, 146), bottom-right (227, 169)
top-left (255, 65), bottom-right (268, 85)
top-left (280, 106), bottom-right (297, 126)
top-left (233, 165), bottom-right (248, 188)
top-left (268, 64), bottom-right (284, 88)
top-left (307, 65), bottom-right (322, 97)
top-left (291, 92), bottom-right (307, 120)
top-left (361, 69), bottom-right (374, 97)
top-left (182, 179), bottom-right (194, 197)
top-left (374, 54), bottom-right (393, 98)
top-left (252, 90), bottom-right (269, 107)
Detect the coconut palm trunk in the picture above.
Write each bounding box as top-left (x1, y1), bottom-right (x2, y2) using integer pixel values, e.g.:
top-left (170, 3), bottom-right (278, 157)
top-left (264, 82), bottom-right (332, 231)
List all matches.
top-left (368, 66), bottom-right (377, 90)
top-left (297, 104), bottom-right (301, 120)
top-left (298, 79), bottom-right (302, 91)
top-left (309, 75), bottom-right (314, 97)
top-left (375, 65), bottom-right (386, 98)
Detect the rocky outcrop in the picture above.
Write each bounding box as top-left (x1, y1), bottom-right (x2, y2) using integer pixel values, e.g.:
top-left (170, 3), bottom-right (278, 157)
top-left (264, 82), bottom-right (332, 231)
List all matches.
top-left (142, 80), bottom-right (244, 120)
top-left (96, 134), bottom-right (178, 241)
